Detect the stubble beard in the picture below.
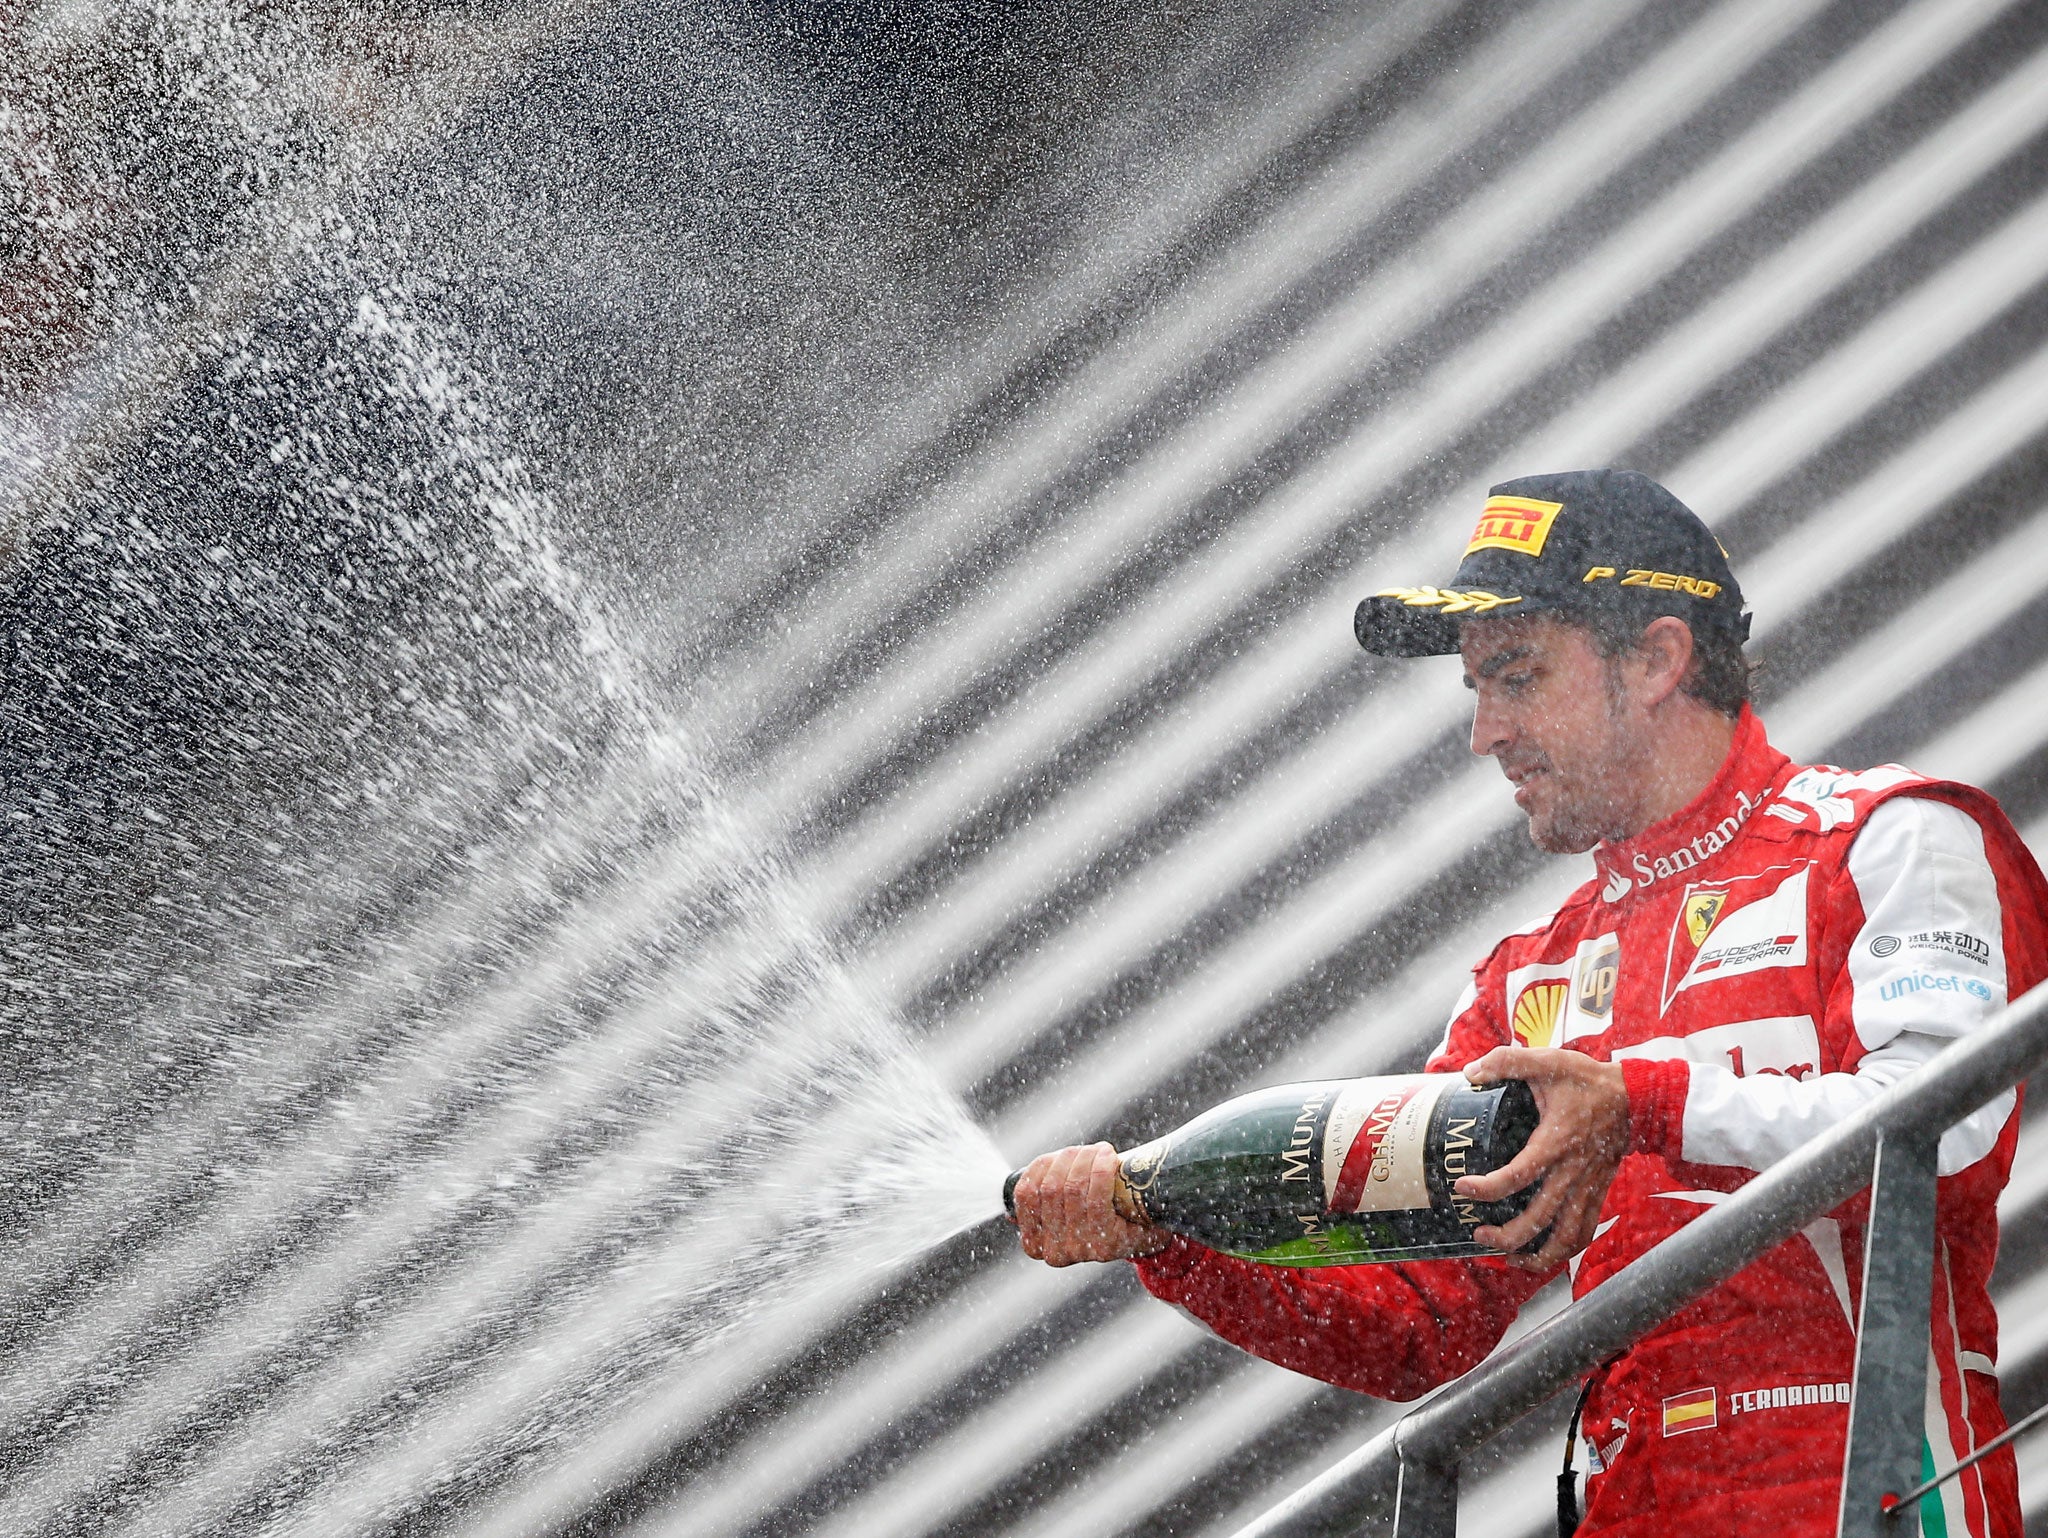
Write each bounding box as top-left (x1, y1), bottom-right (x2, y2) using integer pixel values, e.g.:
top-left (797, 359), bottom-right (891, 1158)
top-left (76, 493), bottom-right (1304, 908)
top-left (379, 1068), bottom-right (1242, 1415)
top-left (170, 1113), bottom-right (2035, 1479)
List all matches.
top-left (1524, 662), bottom-right (1639, 854)
top-left (1525, 790), bottom-right (1607, 855)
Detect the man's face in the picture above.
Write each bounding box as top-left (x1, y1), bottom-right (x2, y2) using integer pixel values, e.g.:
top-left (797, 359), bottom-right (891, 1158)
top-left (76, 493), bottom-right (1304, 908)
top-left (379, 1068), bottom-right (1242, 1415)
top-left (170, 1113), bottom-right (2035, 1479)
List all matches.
top-left (1459, 614), bottom-right (1648, 854)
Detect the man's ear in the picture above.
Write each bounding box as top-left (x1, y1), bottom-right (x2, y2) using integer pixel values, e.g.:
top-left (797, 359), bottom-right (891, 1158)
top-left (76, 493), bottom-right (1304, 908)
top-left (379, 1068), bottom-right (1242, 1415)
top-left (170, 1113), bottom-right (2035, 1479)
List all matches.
top-left (1635, 616), bottom-right (1696, 708)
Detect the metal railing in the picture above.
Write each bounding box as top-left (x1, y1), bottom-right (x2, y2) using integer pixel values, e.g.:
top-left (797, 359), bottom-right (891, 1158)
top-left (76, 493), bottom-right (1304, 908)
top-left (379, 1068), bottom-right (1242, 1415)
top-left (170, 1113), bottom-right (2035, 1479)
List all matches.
top-left (1230, 978), bottom-right (2048, 1538)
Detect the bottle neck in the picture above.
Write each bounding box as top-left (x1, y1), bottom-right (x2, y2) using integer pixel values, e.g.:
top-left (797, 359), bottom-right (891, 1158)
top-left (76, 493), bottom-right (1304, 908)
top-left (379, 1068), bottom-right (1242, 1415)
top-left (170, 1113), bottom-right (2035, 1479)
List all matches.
top-left (1113, 1137), bottom-right (1169, 1223)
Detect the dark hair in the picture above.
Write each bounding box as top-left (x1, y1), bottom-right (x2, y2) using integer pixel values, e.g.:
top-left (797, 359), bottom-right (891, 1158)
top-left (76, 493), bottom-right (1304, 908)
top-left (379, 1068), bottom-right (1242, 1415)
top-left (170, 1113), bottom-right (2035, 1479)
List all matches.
top-left (1576, 609), bottom-right (1754, 717)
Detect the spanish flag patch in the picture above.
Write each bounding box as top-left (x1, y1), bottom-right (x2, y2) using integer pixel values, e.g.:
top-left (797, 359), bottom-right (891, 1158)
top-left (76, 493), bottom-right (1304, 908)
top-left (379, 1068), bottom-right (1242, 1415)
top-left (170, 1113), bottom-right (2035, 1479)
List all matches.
top-left (1661, 1387), bottom-right (1718, 1436)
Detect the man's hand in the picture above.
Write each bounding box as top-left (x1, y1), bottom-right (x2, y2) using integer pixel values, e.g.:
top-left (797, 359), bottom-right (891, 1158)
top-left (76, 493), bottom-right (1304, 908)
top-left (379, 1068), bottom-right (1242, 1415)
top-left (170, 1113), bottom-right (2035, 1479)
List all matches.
top-left (1011, 1142), bottom-right (1173, 1267)
top-left (1455, 1047), bottom-right (1630, 1273)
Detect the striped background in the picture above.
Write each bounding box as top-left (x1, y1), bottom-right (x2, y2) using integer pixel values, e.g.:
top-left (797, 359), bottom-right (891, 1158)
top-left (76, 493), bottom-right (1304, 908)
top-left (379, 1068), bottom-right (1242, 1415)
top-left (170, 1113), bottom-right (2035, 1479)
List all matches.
top-left (10, 0), bottom-right (2048, 1535)
top-left (640, 1), bottom-right (2048, 1533)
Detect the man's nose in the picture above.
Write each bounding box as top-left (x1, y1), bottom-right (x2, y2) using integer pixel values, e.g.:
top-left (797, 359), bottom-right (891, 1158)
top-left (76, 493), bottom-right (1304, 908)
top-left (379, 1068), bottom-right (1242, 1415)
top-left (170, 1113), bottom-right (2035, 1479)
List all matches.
top-left (1470, 696), bottom-right (1510, 758)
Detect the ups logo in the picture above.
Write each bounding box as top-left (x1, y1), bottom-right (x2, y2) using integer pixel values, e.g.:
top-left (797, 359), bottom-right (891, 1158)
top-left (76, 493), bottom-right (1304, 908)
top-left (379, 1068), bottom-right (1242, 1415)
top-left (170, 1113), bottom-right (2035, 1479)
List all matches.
top-left (1575, 938), bottom-right (1620, 1021)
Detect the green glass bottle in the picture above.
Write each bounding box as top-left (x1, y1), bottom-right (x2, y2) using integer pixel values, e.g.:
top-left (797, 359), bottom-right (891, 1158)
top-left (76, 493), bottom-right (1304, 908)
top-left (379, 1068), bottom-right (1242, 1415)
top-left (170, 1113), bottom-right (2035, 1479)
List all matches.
top-left (1006, 1074), bottom-right (1539, 1266)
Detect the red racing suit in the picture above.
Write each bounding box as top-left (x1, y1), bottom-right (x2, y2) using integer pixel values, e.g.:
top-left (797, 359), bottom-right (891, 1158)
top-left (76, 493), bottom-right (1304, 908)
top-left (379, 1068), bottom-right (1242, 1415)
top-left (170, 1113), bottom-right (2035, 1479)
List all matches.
top-left (1135, 707), bottom-right (2048, 1536)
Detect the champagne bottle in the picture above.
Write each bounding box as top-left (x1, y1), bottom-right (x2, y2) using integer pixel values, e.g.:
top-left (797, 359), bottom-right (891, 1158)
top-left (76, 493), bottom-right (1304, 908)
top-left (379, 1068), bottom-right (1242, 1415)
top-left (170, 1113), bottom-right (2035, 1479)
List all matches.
top-left (1004, 1074), bottom-right (1540, 1266)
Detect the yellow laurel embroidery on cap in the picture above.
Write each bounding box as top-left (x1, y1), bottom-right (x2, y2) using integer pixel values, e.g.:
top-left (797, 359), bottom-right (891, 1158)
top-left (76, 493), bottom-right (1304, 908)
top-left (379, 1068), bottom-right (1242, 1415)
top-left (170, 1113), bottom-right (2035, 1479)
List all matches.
top-left (1372, 586), bottom-right (1523, 615)
top-left (1463, 494), bottom-right (1565, 558)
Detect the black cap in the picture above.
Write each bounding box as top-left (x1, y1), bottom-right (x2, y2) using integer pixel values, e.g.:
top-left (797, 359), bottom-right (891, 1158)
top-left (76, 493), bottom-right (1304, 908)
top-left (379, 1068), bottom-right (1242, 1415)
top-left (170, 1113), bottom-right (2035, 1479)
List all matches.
top-left (1353, 468), bottom-right (1749, 658)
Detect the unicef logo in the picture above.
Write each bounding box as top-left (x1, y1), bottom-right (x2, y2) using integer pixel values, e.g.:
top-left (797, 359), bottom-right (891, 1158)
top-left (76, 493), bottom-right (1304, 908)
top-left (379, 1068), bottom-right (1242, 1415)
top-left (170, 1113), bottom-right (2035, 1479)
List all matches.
top-left (1869, 935), bottom-right (1902, 958)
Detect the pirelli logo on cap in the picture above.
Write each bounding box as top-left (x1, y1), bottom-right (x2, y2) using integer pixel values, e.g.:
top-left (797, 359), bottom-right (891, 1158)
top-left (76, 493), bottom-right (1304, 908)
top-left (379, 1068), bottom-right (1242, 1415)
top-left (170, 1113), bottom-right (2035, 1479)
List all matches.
top-left (1661, 1387), bottom-right (1718, 1437)
top-left (1464, 495), bottom-right (1565, 559)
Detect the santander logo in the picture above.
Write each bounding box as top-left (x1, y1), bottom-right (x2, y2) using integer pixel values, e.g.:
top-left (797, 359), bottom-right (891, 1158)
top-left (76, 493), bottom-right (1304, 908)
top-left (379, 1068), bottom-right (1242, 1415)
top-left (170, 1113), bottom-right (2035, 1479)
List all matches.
top-left (1604, 789), bottom-right (1764, 902)
top-left (1632, 789), bottom-right (1759, 886)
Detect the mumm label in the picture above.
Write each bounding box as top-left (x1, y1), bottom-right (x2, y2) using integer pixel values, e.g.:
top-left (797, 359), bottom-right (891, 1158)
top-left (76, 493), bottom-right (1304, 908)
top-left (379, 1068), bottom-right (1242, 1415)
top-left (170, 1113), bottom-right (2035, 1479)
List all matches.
top-left (1279, 1089), bottom-right (1328, 1183)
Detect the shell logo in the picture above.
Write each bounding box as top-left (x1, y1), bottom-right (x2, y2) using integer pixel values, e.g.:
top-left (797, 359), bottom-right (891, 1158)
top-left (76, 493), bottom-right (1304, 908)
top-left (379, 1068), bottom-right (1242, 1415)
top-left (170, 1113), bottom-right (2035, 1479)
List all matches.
top-left (1511, 981), bottom-right (1569, 1048)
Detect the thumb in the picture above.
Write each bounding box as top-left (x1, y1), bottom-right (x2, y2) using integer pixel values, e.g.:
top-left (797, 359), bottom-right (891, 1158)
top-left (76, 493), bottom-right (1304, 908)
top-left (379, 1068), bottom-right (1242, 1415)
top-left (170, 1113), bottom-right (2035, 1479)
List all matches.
top-left (1463, 1046), bottom-right (1522, 1086)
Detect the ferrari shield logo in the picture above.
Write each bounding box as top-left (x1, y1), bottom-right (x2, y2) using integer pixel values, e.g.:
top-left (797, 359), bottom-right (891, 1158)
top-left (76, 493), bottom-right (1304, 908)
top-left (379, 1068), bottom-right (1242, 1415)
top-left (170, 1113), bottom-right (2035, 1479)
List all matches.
top-left (1684, 891), bottom-right (1728, 949)
top-left (1661, 865), bottom-right (1813, 1013)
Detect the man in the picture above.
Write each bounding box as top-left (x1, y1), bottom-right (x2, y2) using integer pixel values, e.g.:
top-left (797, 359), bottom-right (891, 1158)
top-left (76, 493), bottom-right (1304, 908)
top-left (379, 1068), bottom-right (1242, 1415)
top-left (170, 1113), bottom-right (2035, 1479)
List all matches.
top-left (1010, 469), bottom-right (2048, 1536)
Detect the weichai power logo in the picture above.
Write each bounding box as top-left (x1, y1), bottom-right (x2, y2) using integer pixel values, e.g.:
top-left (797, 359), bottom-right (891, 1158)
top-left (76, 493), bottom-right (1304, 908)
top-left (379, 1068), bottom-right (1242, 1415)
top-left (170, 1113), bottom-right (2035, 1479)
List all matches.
top-left (1464, 495), bottom-right (1565, 558)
